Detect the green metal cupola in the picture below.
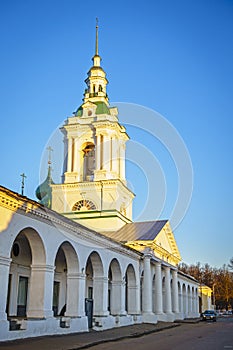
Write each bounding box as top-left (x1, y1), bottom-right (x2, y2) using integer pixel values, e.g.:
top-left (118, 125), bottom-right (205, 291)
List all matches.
top-left (35, 151), bottom-right (55, 208)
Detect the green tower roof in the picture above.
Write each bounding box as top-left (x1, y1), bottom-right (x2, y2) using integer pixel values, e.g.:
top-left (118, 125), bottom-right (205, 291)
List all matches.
top-left (35, 166), bottom-right (55, 208)
top-left (75, 101), bottom-right (110, 117)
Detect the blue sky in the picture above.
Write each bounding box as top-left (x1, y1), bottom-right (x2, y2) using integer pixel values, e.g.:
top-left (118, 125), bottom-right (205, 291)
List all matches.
top-left (0, 0), bottom-right (232, 268)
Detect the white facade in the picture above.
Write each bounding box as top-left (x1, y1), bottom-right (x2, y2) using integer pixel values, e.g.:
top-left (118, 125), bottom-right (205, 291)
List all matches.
top-left (0, 187), bottom-right (199, 341)
top-left (0, 25), bottom-right (201, 342)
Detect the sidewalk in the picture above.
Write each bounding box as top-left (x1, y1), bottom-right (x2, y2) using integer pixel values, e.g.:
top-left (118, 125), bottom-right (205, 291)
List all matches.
top-left (0, 322), bottom-right (181, 350)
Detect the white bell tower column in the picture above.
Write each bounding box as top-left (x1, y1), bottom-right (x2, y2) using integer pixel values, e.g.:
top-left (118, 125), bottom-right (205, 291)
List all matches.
top-left (51, 21), bottom-right (134, 233)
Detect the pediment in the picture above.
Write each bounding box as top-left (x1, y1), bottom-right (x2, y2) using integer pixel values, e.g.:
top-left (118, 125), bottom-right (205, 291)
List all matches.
top-left (153, 221), bottom-right (181, 260)
top-left (80, 102), bottom-right (97, 118)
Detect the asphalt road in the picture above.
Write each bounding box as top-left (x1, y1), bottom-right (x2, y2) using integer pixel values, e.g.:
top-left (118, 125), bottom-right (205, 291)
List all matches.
top-left (92, 317), bottom-right (233, 350)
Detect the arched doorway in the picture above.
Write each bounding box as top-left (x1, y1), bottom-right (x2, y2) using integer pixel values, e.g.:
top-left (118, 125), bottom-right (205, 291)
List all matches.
top-left (7, 228), bottom-right (46, 318)
top-left (162, 276), bottom-right (166, 313)
top-left (195, 288), bottom-right (198, 314)
top-left (187, 285), bottom-right (191, 315)
top-left (191, 287), bottom-right (195, 314)
top-left (140, 270), bottom-right (144, 312)
top-left (53, 242), bottom-right (79, 317)
top-left (108, 259), bottom-right (122, 315)
top-left (125, 264), bottom-right (137, 314)
top-left (178, 281), bottom-right (182, 313)
top-left (182, 284), bottom-right (187, 316)
top-left (85, 251), bottom-right (105, 320)
top-left (152, 274), bottom-right (156, 313)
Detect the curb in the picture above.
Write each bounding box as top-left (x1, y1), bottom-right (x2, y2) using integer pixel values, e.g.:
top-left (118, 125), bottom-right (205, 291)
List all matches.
top-left (69, 323), bottom-right (180, 350)
top-left (175, 318), bottom-right (201, 324)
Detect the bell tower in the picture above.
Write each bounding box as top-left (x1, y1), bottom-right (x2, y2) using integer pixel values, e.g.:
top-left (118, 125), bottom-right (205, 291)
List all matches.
top-left (51, 21), bottom-right (134, 232)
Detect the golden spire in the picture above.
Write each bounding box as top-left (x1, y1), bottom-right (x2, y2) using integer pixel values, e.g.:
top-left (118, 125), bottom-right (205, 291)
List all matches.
top-left (95, 17), bottom-right (99, 56)
top-left (92, 18), bottom-right (101, 67)
top-left (77, 18), bottom-right (109, 106)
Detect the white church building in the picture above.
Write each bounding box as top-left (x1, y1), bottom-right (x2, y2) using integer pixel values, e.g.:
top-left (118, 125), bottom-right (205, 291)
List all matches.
top-left (0, 25), bottom-right (203, 342)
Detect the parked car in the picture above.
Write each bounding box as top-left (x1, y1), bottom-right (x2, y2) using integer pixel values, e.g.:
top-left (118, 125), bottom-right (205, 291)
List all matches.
top-left (223, 310), bottom-right (232, 316)
top-left (216, 310), bottom-right (223, 316)
top-left (201, 310), bottom-right (217, 322)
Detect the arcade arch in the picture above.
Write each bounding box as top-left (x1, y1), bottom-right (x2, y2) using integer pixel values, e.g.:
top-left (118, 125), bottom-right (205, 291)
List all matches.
top-left (53, 241), bottom-right (79, 317)
top-left (108, 258), bottom-right (122, 315)
top-left (85, 251), bottom-right (106, 316)
top-left (7, 227), bottom-right (47, 319)
top-left (125, 264), bottom-right (138, 314)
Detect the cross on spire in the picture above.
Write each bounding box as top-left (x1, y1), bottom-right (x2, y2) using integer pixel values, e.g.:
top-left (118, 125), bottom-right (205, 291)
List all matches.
top-left (47, 146), bottom-right (53, 165)
top-left (20, 173), bottom-right (27, 196)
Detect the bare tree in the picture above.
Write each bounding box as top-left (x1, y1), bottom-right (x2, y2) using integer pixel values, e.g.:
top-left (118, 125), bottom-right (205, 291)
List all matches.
top-left (178, 261), bottom-right (233, 310)
top-left (228, 257), bottom-right (233, 271)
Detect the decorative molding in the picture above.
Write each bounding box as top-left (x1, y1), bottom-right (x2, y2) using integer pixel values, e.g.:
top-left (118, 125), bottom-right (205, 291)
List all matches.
top-left (0, 188), bottom-right (141, 260)
top-left (0, 255), bottom-right (12, 266)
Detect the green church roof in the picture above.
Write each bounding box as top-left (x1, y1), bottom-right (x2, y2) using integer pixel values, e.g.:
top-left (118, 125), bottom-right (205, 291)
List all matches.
top-left (76, 106), bottom-right (83, 116)
top-left (75, 101), bottom-right (110, 117)
top-left (95, 101), bottom-right (110, 114)
top-left (35, 166), bottom-right (54, 208)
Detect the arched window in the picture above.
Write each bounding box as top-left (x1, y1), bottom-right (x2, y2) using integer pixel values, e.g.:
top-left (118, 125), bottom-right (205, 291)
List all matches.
top-left (72, 199), bottom-right (96, 211)
top-left (83, 143), bottom-right (95, 181)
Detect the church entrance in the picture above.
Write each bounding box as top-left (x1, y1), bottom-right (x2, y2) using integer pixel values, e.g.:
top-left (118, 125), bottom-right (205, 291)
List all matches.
top-left (17, 276), bottom-right (28, 317)
top-left (53, 281), bottom-right (60, 316)
top-left (85, 298), bottom-right (93, 328)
